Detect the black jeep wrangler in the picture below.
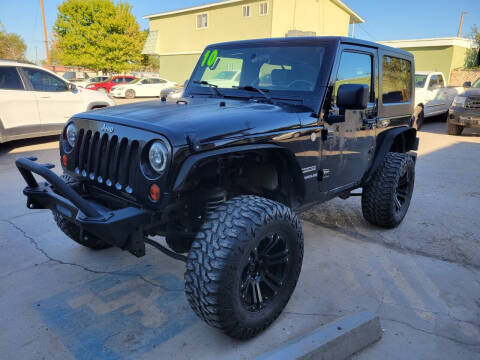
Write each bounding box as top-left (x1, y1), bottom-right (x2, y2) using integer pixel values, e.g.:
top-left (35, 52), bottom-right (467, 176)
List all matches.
top-left (16, 37), bottom-right (418, 339)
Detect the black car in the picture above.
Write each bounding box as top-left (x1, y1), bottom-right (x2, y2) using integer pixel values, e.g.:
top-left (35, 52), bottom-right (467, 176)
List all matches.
top-left (447, 78), bottom-right (480, 135)
top-left (16, 36), bottom-right (418, 340)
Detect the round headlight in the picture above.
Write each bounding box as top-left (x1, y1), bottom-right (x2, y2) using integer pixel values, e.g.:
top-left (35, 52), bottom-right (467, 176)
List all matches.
top-left (66, 123), bottom-right (77, 147)
top-left (148, 141), bottom-right (169, 173)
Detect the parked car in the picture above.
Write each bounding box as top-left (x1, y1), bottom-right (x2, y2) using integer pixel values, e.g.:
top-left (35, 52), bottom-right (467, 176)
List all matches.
top-left (446, 78), bottom-right (480, 135)
top-left (206, 70), bottom-right (241, 88)
top-left (85, 75), bottom-right (137, 93)
top-left (110, 77), bottom-right (176, 99)
top-left (73, 76), bottom-right (110, 88)
top-left (0, 59), bottom-right (114, 143)
top-left (62, 71), bottom-right (89, 81)
top-left (16, 37), bottom-right (418, 339)
top-left (414, 71), bottom-right (463, 128)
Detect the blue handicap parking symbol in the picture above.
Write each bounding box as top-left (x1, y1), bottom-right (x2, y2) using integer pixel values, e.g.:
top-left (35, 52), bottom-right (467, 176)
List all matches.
top-left (36, 264), bottom-right (198, 360)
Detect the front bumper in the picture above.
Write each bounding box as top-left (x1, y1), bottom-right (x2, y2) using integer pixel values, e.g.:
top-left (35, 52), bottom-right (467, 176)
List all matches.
top-left (16, 157), bottom-right (152, 257)
top-left (448, 107), bottom-right (480, 128)
top-left (110, 89), bottom-right (125, 98)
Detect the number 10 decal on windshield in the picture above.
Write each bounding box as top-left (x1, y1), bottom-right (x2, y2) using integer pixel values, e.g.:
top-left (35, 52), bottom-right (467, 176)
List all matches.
top-left (201, 49), bottom-right (219, 69)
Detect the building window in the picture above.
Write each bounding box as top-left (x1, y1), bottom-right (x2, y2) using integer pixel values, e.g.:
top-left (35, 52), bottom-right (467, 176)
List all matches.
top-left (242, 5), bottom-right (250, 17)
top-left (259, 2), bottom-right (268, 16)
top-left (382, 55), bottom-right (411, 104)
top-left (196, 13), bottom-right (208, 29)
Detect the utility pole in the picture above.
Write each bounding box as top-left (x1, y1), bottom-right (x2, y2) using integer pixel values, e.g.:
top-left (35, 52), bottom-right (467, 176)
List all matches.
top-left (457, 11), bottom-right (466, 37)
top-left (40, 0), bottom-right (50, 65)
top-left (35, 46), bottom-right (38, 65)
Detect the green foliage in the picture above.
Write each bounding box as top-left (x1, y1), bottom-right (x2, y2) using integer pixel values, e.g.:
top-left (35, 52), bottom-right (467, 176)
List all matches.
top-left (464, 25), bottom-right (480, 69)
top-left (0, 22), bottom-right (27, 60)
top-left (54, 0), bottom-right (144, 73)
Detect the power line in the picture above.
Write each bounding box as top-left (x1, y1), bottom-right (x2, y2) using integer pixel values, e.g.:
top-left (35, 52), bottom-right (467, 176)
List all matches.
top-left (356, 24), bottom-right (376, 41)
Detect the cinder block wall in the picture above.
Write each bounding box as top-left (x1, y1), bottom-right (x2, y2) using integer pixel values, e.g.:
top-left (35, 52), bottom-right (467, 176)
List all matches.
top-left (449, 69), bottom-right (480, 86)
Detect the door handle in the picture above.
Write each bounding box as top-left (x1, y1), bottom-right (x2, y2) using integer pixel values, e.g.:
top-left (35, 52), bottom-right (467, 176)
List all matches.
top-left (39, 96), bottom-right (51, 99)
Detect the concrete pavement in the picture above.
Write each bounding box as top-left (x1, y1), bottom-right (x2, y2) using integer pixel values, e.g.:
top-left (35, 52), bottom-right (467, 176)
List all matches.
top-left (0, 121), bottom-right (479, 359)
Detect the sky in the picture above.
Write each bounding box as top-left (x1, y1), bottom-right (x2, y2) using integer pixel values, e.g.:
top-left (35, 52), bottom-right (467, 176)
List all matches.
top-left (0, 0), bottom-right (479, 62)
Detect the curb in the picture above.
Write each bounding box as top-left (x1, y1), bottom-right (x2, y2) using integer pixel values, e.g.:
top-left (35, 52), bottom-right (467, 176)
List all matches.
top-left (255, 310), bottom-right (382, 360)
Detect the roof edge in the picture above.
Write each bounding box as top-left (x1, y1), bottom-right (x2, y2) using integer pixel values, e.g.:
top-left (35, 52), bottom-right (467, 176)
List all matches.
top-left (331, 0), bottom-right (364, 24)
top-left (143, 0), bottom-right (243, 19)
top-left (379, 37), bottom-right (477, 49)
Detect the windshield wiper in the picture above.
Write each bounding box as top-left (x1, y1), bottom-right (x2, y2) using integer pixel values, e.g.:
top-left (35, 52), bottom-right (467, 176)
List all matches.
top-left (234, 85), bottom-right (273, 103)
top-left (193, 80), bottom-right (224, 97)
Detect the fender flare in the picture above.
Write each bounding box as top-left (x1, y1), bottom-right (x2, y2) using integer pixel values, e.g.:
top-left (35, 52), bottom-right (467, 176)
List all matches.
top-left (172, 144), bottom-right (306, 201)
top-left (363, 126), bottom-right (418, 184)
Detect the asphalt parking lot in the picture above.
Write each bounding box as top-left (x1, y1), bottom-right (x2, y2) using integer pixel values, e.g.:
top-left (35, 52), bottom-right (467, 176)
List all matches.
top-left (1, 115), bottom-right (479, 359)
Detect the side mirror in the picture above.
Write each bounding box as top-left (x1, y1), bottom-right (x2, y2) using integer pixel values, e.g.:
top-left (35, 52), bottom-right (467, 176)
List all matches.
top-left (67, 83), bottom-right (76, 92)
top-left (337, 84), bottom-right (369, 110)
top-left (463, 81), bottom-right (471, 88)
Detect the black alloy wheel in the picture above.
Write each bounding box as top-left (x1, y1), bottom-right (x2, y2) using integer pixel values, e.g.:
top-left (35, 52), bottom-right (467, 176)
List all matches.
top-left (240, 233), bottom-right (290, 312)
top-left (393, 166), bottom-right (412, 214)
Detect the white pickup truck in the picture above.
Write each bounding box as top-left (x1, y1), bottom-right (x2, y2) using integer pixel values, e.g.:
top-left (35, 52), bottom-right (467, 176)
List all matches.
top-left (415, 72), bottom-right (463, 128)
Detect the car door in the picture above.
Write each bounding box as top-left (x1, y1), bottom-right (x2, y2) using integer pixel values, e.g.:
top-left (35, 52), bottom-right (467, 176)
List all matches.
top-left (136, 79), bottom-right (151, 96)
top-left (20, 67), bottom-right (85, 129)
top-left (424, 75), bottom-right (442, 116)
top-left (0, 65), bottom-right (40, 135)
top-left (151, 78), bottom-right (168, 96)
top-left (319, 46), bottom-right (377, 193)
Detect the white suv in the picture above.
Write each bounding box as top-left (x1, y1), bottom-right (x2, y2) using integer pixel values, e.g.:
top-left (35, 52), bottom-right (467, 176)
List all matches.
top-left (0, 60), bottom-right (115, 143)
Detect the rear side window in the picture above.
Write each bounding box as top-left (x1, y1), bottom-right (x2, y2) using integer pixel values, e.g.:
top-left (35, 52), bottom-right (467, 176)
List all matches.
top-left (125, 78), bottom-right (135, 83)
top-left (382, 56), bottom-right (411, 103)
top-left (22, 68), bottom-right (68, 92)
top-left (334, 51), bottom-right (372, 103)
top-left (0, 66), bottom-right (24, 90)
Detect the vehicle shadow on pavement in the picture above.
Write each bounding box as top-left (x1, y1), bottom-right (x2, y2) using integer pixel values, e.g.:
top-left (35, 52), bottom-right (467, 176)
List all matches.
top-left (301, 138), bottom-right (480, 269)
top-left (419, 121), bottom-right (480, 137)
top-left (0, 135), bottom-right (59, 157)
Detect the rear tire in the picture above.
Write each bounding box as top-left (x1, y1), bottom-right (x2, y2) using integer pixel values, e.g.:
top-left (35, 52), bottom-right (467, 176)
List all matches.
top-left (53, 175), bottom-right (112, 250)
top-left (446, 121), bottom-right (463, 135)
top-left (184, 195), bottom-right (303, 340)
top-left (125, 89), bottom-right (136, 99)
top-left (362, 152), bottom-right (415, 228)
top-left (414, 106), bottom-right (424, 130)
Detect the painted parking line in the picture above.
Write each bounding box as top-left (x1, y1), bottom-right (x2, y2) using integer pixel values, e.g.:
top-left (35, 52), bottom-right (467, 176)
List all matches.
top-left (36, 265), bottom-right (197, 360)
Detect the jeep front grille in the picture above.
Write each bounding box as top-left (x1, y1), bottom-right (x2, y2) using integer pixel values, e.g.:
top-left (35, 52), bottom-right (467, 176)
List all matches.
top-left (466, 96), bottom-right (480, 109)
top-left (74, 129), bottom-right (139, 194)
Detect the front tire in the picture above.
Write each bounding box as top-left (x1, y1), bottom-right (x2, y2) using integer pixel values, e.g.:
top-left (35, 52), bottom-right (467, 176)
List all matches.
top-left (446, 121), bottom-right (463, 135)
top-left (362, 152), bottom-right (415, 228)
top-left (184, 195), bottom-right (304, 340)
top-left (125, 89), bottom-right (136, 99)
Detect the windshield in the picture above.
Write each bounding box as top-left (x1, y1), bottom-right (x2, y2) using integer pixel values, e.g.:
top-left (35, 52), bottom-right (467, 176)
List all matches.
top-left (415, 74), bottom-right (427, 88)
top-left (190, 45), bottom-right (326, 96)
top-left (473, 78), bottom-right (480, 88)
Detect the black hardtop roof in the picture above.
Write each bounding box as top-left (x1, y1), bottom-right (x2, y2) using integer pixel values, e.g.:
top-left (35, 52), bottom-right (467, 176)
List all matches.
top-left (208, 36), bottom-right (413, 59)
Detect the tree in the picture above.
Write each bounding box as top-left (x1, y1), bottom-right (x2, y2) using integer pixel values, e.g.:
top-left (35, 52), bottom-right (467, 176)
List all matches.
top-left (464, 25), bottom-right (480, 69)
top-left (54, 0), bottom-right (145, 73)
top-left (0, 22), bottom-right (27, 60)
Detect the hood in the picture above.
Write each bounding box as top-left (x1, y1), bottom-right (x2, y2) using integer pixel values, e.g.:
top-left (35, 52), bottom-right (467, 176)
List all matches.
top-left (75, 97), bottom-right (305, 147)
top-left (462, 88), bottom-right (480, 97)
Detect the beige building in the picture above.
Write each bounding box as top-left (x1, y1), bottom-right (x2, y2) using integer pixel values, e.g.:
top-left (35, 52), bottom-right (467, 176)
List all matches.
top-left (143, 0), bottom-right (364, 83)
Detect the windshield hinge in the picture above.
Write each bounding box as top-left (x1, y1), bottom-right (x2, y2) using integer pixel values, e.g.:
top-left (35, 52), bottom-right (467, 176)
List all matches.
top-left (186, 134), bottom-right (201, 152)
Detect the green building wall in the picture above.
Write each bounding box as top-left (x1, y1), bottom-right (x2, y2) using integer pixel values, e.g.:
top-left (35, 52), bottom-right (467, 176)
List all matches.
top-left (159, 54), bottom-right (201, 84)
top-left (401, 45), bottom-right (467, 83)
